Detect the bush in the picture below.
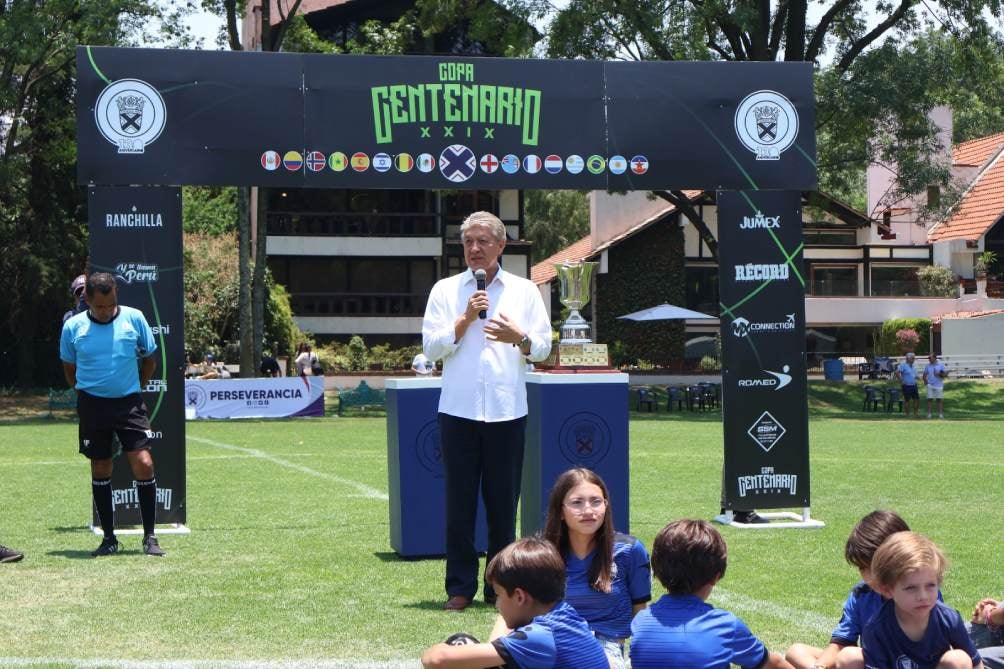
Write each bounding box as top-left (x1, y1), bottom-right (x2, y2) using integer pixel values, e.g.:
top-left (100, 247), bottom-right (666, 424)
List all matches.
top-left (700, 355), bottom-right (720, 371)
top-left (895, 328), bottom-right (920, 351)
top-left (917, 265), bottom-right (958, 297)
top-left (347, 336), bottom-right (368, 371)
top-left (877, 318), bottom-right (931, 355)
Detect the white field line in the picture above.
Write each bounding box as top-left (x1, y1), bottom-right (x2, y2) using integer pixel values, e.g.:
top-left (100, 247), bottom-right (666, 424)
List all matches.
top-left (0, 454), bottom-right (319, 467)
top-left (0, 660), bottom-right (419, 669)
top-left (712, 587), bottom-right (833, 635)
top-left (187, 435), bottom-right (388, 501)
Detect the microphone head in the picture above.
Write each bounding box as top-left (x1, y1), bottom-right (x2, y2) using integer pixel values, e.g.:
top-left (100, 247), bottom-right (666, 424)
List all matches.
top-left (474, 269), bottom-right (487, 280)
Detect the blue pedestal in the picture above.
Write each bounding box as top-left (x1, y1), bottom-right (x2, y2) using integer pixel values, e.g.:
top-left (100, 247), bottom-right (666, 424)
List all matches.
top-left (386, 378), bottom-right (487, 557)
top-left (522, 372), bottom-right (630, 536)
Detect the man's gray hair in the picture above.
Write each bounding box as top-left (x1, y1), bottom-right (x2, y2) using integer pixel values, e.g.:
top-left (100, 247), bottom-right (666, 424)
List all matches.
top-left (460, 211), bottom-right (506, 242)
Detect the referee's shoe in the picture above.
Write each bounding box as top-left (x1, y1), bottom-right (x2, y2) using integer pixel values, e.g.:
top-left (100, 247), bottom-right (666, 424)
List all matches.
top-left (0, 544), bottom-right (24, 563)
top-left (143, 534), bottom-right (166, 557)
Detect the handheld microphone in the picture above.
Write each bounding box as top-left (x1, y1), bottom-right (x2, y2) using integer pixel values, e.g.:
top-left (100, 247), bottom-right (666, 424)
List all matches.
top-left (474, 269), bottom-right (487, 319)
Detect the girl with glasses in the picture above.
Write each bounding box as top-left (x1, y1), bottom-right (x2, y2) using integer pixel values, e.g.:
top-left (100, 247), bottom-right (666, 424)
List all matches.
top-left (543, 467), bottom-right (652, 669)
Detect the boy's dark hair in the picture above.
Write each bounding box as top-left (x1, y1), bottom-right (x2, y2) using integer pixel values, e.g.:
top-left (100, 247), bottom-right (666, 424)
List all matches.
top-left (844, 510), bottom-right (910, 570)
top-left (485, 537), bottom-right (566, 604)
top-left (85, 272), bottom-right (117, 297)
top-left (651, 519), bottom-right (727, 595)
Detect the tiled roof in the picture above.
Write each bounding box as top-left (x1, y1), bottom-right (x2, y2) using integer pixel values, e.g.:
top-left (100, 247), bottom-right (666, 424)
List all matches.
top-left (931, 309), bottom-right (1004, 324)
top-left (953, 132), bottom-right (1004, 167)
top-left (530, 236), bottom-right (594, 285)
top-left (929, 144), bottom-right (1004, 242)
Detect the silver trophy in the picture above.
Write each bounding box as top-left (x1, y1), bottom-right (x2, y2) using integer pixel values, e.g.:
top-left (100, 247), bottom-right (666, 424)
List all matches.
top-left (555, 260), bottom-right (597, 343)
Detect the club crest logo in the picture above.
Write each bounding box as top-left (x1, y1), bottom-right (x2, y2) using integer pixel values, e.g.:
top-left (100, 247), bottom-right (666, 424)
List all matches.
top-left (735, 90), bottom-right (799, 160)
top-left (94, 79), bottom-right (166, 154)
top-left (440, 144), bottom-right (476, 183)
top-left (414, 420), bottom-right (443, 477)
top-left (558, 412), bottom-right (611, 467)
top-left (186, 384), bottom-right (207, 410)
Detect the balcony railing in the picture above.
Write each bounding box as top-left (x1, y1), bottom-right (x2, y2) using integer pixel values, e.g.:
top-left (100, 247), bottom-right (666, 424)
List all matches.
top-left (267, 211), bottom-right (439, 236)
top-left (290, 292), bottom-right (428, 317)
top-left (961, 279), bottom-right (1004, 297)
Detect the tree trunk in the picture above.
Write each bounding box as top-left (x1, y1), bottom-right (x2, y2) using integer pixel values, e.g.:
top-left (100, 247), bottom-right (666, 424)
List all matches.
top-left (238, 186), bottom-right (253, 376)
top-left (252, 187), bottom-right (268, 376)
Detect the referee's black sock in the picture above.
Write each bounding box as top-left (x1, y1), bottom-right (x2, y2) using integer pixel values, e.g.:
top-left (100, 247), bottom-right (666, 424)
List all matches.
top-left (91, 478), bottom-right (115, 539)
top-left (136, 478), bottom-right (157, 537)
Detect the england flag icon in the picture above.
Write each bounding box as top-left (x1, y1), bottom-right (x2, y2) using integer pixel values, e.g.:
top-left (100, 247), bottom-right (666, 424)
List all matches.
top-left (480, 154), bottom-right (499, 174)
top-left (544, 154), bottom-right (563, 174)
top-left (523, 154), bottom-right (542, 174)
top-left (439, 145), bottom-right (476, 183)
top-left (261, 151), bottom-right (280, 171)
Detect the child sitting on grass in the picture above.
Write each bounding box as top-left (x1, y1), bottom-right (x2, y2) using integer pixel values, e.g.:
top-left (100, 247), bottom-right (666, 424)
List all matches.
top-left (421, 536), bottom-right (609, 669)
top-left (629, 519), bottom-right (796, 669)
top-left (786, 509), bottom-right (911, 669)
top-left (862, 531), bottom-right (983, 669)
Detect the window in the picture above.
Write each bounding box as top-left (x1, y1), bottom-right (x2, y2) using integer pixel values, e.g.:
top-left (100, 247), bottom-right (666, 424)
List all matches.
top-left (870, 265), bottom-right (922, 296)
top-left (685, 266), bottom-right (719, 315)
top-left (809, 264), bottom-right (857, 296)
top-left (804, 228), bottom-right (857, 246)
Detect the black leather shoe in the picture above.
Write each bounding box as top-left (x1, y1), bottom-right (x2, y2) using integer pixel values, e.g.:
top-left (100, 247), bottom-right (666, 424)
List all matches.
top-left (733, 510), bottom-right (769, 524)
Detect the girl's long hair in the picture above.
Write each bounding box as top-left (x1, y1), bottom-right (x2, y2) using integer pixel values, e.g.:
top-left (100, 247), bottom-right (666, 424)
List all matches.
top-left (542, 467), bottom-right (615, 593)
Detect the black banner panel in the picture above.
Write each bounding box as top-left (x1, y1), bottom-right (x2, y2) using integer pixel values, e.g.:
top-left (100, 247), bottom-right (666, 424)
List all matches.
top-left (87, 186), bottom-right (186, 527)
top-left (77, 47), bottom-right (816, 190)
top-left (717, 190), bottom-right (810, 510)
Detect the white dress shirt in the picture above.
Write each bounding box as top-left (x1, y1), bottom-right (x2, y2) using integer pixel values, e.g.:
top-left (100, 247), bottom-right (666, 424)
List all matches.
top-left (423, 267), bottom-right (552, 422)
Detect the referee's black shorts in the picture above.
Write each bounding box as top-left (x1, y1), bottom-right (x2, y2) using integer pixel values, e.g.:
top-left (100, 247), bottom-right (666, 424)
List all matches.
top-left (76, 390), bottom-right (153, 460)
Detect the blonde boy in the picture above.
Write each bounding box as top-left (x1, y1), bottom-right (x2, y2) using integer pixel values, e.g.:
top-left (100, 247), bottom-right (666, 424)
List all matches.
top-left (862, 532), bottom-right (982, 669)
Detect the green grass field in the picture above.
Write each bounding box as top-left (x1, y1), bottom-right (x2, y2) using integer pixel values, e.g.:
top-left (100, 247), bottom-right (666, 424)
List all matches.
top-left (1, 380), bottom-right (1000, 668)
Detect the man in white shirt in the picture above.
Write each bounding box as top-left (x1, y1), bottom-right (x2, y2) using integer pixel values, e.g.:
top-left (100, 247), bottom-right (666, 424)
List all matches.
top-left (422, 211), bottom-right (552, 612)
top-left (923, 353), bottom-right (948, 419)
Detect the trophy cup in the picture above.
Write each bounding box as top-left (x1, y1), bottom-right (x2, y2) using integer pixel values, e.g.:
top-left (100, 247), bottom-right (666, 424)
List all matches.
top-left (546, 260), bottom-right (610, 369)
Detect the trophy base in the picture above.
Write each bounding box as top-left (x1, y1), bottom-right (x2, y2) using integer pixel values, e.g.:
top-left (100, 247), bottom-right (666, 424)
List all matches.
top-left (536, 343), bottom-right (613, 371)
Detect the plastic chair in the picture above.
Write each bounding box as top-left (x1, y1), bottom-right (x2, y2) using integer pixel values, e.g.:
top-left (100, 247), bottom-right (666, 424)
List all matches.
top-left (666, 386), bottom-right (685, 412)
top-left (862, 385), bottom-right (881, 411)
top-left (885, 387), bottom-right (903, 413)
top-left (636, 387), bottom-right (657, 412)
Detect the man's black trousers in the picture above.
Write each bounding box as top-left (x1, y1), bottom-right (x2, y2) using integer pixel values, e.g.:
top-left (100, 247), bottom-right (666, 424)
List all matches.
top-left (438, 412), bottom-right (526, 600)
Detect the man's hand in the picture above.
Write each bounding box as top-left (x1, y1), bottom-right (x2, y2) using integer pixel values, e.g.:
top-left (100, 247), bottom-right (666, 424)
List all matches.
top-left (484, 313), bottom-right (523, 346)
top-left (465, 290), bottom-right (489, 322)
top-left (974, 598), bottom-right (1000, 624)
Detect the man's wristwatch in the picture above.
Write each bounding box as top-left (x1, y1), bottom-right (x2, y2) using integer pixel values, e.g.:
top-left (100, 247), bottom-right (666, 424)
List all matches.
top-left (518, 334), bottom-right (530, 351)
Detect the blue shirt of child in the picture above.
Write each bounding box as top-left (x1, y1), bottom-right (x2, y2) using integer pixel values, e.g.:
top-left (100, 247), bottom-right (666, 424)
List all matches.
top-left (862, 600), bottom-right (981, 669)
top-left (630, 594), bottom-right (770, 669)
top-left (492, 600), bottom-right (609, 669)
top-left (60, 306), bottom-right (157, 398)
top-left (564, 533), bottom-right (651, 640)
top-left (897, 361), bottom-right (918, 385)
top-left (831, 582), bottom-right (886, 645)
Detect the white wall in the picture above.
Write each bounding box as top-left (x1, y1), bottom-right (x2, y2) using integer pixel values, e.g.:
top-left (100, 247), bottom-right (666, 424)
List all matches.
top-left (942, 313), bottom-right (1004, 355)
top-left (295, 316), bottom-right (424, 335)
top-left (805, 295), bottom-right (1004, 325)
top-left (591, 191), bottom-right (673, 250)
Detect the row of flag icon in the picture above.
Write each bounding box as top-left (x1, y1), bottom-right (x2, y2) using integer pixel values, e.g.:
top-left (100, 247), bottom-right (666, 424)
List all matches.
top-left (260, 149), bottom-right (650, 177)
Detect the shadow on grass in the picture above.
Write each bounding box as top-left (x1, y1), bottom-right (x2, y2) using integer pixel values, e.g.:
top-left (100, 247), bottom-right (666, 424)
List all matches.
top-left (372, 550), bottom-right (442, 563)
top-left (51, 525), bottom-right (92, 534)
top-left (402, 599), bottom-right (497, 612)
top-left (47, 549), bottom-right (101, 560)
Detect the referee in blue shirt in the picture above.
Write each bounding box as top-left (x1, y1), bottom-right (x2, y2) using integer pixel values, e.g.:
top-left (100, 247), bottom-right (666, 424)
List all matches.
top-left (60, 273), bottom-right (165, 557)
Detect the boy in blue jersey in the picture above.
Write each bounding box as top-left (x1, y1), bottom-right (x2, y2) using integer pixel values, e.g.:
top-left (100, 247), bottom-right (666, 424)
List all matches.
top-left (862, 531), bottom-right (982, 669)
top-left (421, 537), bottom-right (609, 669)
top-left (630, 519), bottom-right (795, 669)
top-left (787, 510), bottom-right (911, 669)
top-left (60, 273), bottom-right (165, 558)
